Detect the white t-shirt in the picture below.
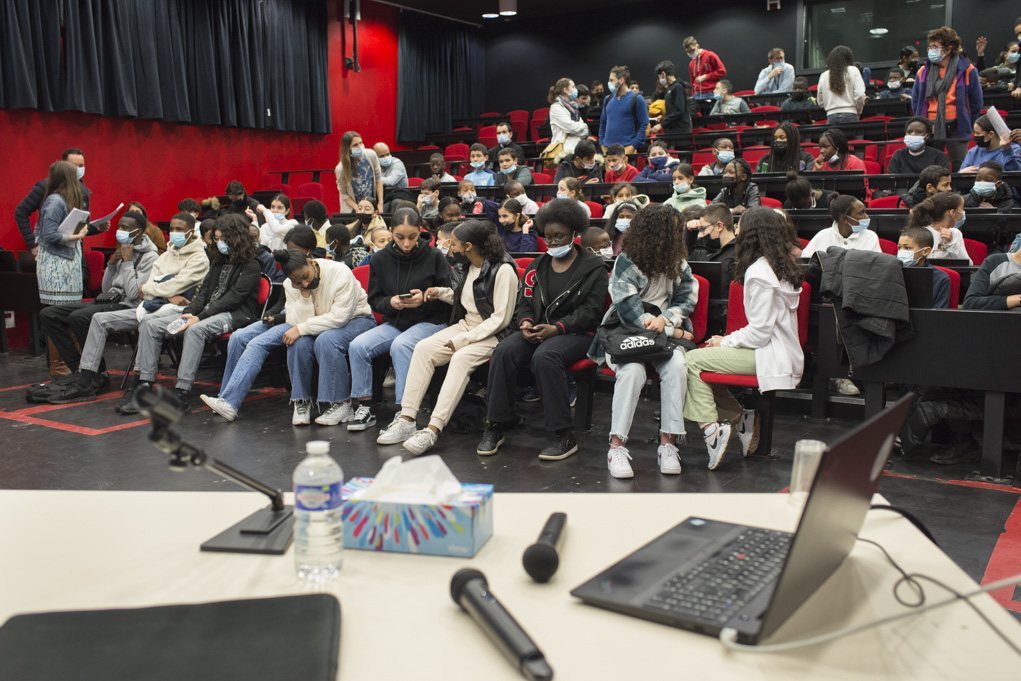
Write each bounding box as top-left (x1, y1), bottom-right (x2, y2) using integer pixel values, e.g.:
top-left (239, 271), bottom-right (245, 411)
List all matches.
top-left (801, 223), bottom-right (881, 258)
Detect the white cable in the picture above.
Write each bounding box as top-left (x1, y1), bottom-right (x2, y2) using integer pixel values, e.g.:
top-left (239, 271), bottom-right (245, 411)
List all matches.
top-left (719, 572), bottom-right (1021, 653)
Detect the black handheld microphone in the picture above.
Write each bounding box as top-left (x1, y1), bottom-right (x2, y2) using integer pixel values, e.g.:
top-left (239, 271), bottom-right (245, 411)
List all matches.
top-left (450, 569), bottom-right (554, 681)
top-left (522, 512), bottom-right (566, 583)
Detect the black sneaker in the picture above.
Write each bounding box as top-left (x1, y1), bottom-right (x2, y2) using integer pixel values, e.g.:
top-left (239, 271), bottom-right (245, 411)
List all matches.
top-left (94, 371), bottom-right (111, 395)
top-left (25, 373), bottom-right (80, 403)
top-left (538, 431), bottom-right (579, 461)
top-left (116, 379), bottom-right (149, 415)
top-left (174, 389), bottom-right (192, 413)
top-left (929, 441), bottom-right (980, 465)
top-left (47, 382), bottom-right (98, 405)
top-left (347, 404), bottom-right (377, 431)
top-left (476, 422), bottom-right (505, 456)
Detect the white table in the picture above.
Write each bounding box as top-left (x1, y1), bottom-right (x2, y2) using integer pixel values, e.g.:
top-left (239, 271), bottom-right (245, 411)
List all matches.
top-left (1, 490), bottom-right (1019, 680)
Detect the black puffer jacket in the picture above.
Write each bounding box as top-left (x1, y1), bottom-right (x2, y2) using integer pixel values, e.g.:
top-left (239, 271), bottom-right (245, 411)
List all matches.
top-left (812, 248), bottom-right (912, 371)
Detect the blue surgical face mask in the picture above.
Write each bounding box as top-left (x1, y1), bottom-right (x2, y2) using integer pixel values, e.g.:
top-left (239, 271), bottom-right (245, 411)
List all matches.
top-left (849, 216), bottom-right (870, 233)
top-left (326, 242), bottom-right (337, 257)
top-left (556, 192), bottom-right (569, 200)
top-left (470, 160), bottom-right (485, 169)
top-left (273, 212), bottom-right (287, 222)
top-left (973, 181), bottom-right (997, 197)
top-left (497, 133), bottom-right (510, 145)
top-left (76, 166), bottom-right (85, 180)
top-left (421, 194), bottom-right (435, 206)
top-left (569, 87), bottom-right (578, 99)
top-left (712, 92), bottom-right (723, 100)
top-left (608, 81), bottom-right (619, 94)
top-left (216, 240), bottom-right (230, 255)
top-left (903, 134), bottom-right (926, 151)
top-left (673, 181), bottom-right (689, 194)
top-left (379, 155), bottom-right (393, 167)
top-left (115, 229), bottom-right (136, 244)
top-left (169, 232), bottom-right (188, 248)
top-left (897, 249), bottom-right (919, 267)
top-left (1008, 52), bottom-right (1021, 64)
top-left (501, 165), bottom-right (516, 175)
top-left (547, 244), bottom-right (572, 259)
top-left (351, 146), bottom-right (364, 158)
top-left (615, 218), bottom-right (631, 233)
top-left (717, 150), bottom-right (734, 164)
top-left (954, 210), bottom-right (966, 229)
top-left (927, 47), bottom-right (943, 63)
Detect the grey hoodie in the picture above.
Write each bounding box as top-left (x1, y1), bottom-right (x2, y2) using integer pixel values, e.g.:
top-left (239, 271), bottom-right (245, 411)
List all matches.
top-left (101, 235), bottom-right (158, 305)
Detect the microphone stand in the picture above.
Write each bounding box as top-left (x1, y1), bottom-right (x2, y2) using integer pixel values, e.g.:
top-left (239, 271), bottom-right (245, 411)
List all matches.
top-left (139, 385), bottom-right (294, 555)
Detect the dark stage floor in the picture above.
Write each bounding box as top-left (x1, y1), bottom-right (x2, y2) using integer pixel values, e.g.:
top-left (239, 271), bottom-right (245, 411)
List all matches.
top-left (2, 344), bottom-right (1020, 622)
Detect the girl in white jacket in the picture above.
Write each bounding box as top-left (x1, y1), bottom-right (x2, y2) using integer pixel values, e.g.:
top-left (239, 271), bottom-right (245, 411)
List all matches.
top-left (906, 191), bottom-right (973, 264)
top-left (256, 194), bottom-right (299, 251)
top-left (202, 246), bottom-right (376, 426)
top-left (546, 77), bottom-right (591, 160)
top-left (683, 207), bottom-right (805, 470)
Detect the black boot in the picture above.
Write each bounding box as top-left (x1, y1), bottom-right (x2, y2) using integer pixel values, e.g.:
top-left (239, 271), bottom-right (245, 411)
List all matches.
top-left (476, 421), bottom-right (505, 456)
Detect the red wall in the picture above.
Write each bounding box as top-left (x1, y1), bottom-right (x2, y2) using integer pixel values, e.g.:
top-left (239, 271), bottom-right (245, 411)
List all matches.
top-left (0, 0), bottom-right (399, 253)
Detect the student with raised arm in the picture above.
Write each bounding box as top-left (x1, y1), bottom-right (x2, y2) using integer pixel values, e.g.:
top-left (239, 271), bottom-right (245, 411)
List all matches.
top-left (254, 194), bottom-right (299, 251)
top-left (592, 204), bottom-right (698, 479)
top-left (479, 199), bottom-right (607, 461)
top-left (376, 220), bottom-right (518, 455)
top-left (754, 48), bottom-right (795, 94)
top-left (684, 207), bottom-right (805, 470)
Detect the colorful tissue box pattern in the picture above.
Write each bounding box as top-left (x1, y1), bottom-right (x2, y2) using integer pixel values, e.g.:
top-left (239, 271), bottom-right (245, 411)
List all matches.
top-left (339, 477), bottom-right (494, 557)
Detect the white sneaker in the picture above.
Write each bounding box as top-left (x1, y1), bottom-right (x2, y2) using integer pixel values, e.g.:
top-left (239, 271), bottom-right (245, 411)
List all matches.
top-left (607, 445), bottom-right (634, 479)
top-left (292, 400), bottom-right (311, 426)
top-left (377, 416), bottom-right (418, 445)
top-left (705, 422), bottom-right (732, 470)
top-left (315, 401), bottom-right (354, 426)
top-left (403, 428), bottom-right (438, 455)
top-left (200, 394), bottom-right (237, 422)
top-left (833, 378), bottom-right (861, 396)
top-left (736, 409), bottom-right (758, 457)
top-left (658, 443), bottom-right (682, 475)
top-left (383, 367), bottom-right (396, 388)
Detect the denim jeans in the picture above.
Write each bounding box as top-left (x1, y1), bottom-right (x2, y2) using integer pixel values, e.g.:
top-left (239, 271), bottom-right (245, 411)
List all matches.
top-left (348, 321), bottom-right (448, 404)
top-left (219, 320), bottom-right (292, 410)
top-left (287, 316), bottom-right (377, 404)
top-left (607, 348), bottom-right (688, 442)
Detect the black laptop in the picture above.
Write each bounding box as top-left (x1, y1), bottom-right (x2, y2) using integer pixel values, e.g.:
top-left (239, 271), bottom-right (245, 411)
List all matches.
top-left (571, 394), bottom-right (915, 645)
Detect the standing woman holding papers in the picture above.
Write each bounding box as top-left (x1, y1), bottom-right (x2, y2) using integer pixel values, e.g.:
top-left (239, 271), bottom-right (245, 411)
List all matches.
top-left (35, 161), bottom-right (88, 307)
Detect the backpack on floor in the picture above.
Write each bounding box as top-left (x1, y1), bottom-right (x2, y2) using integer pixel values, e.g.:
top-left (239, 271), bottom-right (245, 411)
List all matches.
top-left (446, 383), bottom-right (488, 434)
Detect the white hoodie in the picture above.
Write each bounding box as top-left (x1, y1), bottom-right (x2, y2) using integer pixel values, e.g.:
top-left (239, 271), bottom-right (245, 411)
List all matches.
top-left (721, 257), bottom-right (804, 392)
top-left (285, 258), bottom-right (372, 337)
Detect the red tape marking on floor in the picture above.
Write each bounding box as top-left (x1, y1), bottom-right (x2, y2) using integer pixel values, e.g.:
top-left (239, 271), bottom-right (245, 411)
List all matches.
top-left (981, 497), bottom-right (1021, 613)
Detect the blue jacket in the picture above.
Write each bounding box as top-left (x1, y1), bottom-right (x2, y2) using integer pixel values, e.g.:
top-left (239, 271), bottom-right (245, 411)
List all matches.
top-left (910, 58), bottom-right (983, 140)
top-left (598, 91), bottom-right (649, 149)
top-left (36, 194), bottom-right (82, 259)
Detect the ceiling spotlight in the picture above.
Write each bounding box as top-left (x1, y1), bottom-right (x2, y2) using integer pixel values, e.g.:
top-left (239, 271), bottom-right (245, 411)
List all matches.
top-left (870, 28), bottom-right (889, 35)
top-left (499, 0), bottom-right (517, 16)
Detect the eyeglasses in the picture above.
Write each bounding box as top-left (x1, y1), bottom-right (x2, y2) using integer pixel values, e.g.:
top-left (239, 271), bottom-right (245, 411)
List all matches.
top-left (545, 233), bottom-right (573, 246)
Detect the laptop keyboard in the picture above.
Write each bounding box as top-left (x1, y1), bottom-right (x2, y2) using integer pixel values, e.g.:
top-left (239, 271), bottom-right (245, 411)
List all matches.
top-left (644, 528), bottom-right (792, 625)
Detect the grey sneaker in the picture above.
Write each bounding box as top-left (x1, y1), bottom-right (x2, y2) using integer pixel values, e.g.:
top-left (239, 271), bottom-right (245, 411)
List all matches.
top-left (315, 401), bottom-right (353, 426)
top-left (292, 400), bottom-right (312, 426)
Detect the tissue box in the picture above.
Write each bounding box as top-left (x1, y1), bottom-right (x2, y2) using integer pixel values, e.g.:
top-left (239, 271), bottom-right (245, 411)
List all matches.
top-left (340, 477), bottom-right (494, 557)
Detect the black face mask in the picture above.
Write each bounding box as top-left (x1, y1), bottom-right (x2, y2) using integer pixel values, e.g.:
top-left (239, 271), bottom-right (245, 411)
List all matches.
top-left (232, 197), bottom-right (247, 208)
top-left (358, 214), bottom-right (374, 224)
top-left (452, 251), bottom-right (470, 266)
top-left (722, 176), bottom-right (737, 187)
top-left (772, 141), bottom-right (788, 154)
top-left (305, 263), bottom-right (320, 290)
top-left (973, 134), bottom-right (992, 148)
top-left (790, 91), bottom-right (807, 102)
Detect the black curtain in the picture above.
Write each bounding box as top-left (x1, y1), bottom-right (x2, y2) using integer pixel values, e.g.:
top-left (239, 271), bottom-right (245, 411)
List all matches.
top-left (396, 11), bottom-right (485, 143)
top-left (1, 0), bottom-right (331, 134)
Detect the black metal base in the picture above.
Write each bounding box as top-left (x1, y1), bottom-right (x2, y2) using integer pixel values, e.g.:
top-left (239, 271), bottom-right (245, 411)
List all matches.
top-left (200, 505), bottom-right (295, 555)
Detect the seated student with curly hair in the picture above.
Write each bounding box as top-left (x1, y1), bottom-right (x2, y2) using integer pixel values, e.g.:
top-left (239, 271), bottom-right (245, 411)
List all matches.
top-left (479, 199), bottom-right (607, 461)
top-left (684, 207), bottom-right (805, 470)
top-left (376, 220), bottom-right (518, 455)
top-left (591, 204), bottom-right (699, 479)
top-left (118, 213), bottom-right (261, 412)
top-left (606, 200), bottom-right (638, 256)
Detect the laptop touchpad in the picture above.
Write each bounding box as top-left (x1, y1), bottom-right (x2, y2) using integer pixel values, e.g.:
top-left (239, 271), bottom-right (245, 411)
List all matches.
top-left (594, 531), bottom-right (716, 599)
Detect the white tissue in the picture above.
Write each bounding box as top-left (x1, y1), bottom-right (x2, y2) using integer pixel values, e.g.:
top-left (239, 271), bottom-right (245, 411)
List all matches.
top-left (354, 455), bottom-right (463, 504)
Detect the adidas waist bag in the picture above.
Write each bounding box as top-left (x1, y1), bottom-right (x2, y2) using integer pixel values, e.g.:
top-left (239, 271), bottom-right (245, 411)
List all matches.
top-left (596, 325), bottom-right (676, 364)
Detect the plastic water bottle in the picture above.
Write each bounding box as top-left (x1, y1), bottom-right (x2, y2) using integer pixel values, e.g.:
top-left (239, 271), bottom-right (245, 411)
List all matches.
top-left (166, 317), bottom-right (188, 335)
top-left (293, 440), bottom-right (344, 581)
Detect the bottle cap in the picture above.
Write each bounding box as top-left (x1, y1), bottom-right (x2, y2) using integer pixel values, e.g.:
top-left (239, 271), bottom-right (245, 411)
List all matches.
top-left (306, 440), bottom-right (330, 455)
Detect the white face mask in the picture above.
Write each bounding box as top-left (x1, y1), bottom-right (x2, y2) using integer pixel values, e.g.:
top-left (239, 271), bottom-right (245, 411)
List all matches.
top-left (828, 153), bottom-right (840, 165)
top-left (76, 166), bottom-right (85, 180)
top-left (610, 162), bottom-right (624, 172)
top-left (598, 245), bottom-right (613, 258)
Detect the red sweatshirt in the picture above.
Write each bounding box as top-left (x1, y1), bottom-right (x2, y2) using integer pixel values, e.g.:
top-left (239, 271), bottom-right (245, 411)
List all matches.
top-left (688, 49), bottom-right (727, 97)
top-left (605, 164), bottom-right (639, 184)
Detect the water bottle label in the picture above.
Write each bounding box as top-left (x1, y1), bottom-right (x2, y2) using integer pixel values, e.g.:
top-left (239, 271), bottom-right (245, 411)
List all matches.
top-left (295, 483), bottom-right (342, 511)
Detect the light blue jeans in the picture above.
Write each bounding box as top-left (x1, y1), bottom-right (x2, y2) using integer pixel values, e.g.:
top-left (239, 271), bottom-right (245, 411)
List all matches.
top-left (607, 348), bottom-right (688, 442)
top-left (287, 316), bottom-right (377, 404)
top-left (348, 321), bottom-right (448, 404)
top-left (219, 320), bottom-right (292, 410)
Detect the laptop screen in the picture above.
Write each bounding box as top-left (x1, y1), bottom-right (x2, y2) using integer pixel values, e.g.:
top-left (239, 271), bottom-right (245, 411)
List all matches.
top-left (756, 395), bottom-right (914, 641)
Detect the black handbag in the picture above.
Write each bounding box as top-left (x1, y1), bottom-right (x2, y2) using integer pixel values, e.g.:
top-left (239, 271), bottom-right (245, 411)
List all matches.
top-left (596, 304), bottom-right (695, 365)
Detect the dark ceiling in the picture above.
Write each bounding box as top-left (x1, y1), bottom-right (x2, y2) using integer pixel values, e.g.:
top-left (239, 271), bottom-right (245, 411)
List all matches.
top-left (378, 0), bottom-right (632, 26)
